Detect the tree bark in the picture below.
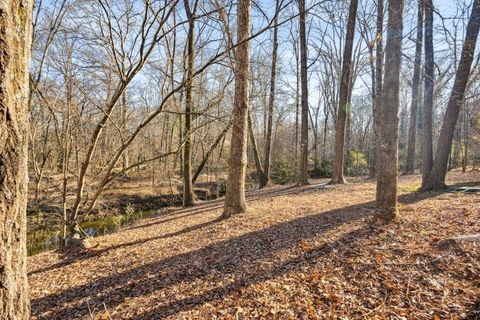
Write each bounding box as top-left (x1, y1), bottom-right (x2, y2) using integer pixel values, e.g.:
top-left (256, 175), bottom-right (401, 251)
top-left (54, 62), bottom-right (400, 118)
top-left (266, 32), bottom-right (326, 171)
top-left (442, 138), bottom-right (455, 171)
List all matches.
top-left (248, 110), bottom-right (265, 185)
top-left (0, 0), bottom-right (34, 318)
top-left (182, 0), bottom-right (196, 207)
top-left (330, 0), bottom-right (359, 184)
top-left (298, 0), bottom-right (309, 186)
top-left (422, 0), bottom-right (480, 190)
top-left (261, 1), bottom-right (279, 188)
top-left (223, 0), bottom-right (251, 218)
top-left (421, 0), bottom-right (434, 182)
top-left (405, 0), bottom-right (424, 174)
top-left (370, 0), bottom-right (384, 178)
top-left (376, 0), bottom-right (404, 221)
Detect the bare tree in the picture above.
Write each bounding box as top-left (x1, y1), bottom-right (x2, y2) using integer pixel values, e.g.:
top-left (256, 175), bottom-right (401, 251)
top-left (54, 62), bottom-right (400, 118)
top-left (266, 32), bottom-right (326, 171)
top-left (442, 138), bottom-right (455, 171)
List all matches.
top-left (0, 0), bottom-right (34, 317)
top-left (405, 0), bottom-right (424, 174)
top-left (422, 0), bottom-right (480, 190)
top-left (223, 0), bottom-right (252, 218)
top-left (182, 0), bottom-right (199, 207)
top-left (376, 0), bottom-right (404, 221)
top-left (298, 0), bottom-right (309, 186)
top-left (421, 0), bottom-right (434, 182)
top-left (330, 0), bottom-right (359, 184)
top-left (261, 0), bottom-right (280, 188)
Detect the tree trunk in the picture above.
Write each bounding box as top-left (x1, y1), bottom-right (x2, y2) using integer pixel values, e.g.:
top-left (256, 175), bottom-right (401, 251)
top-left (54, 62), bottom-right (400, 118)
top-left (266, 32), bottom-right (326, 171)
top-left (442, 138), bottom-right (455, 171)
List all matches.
top-left (405, 0), bottom-right (424, 174)
top-left (0, 0), bottom-right (34, 318)
top-left (248, 110), bottom-right (265, 185)
top-left (330, 0), bottom-right (359, 184)
top-left (261, 1), bottom-right (279, 188)
top-left (422, 0), bottom-right (480, 190)
top-left (298, 0), bottom-right (309, 186)
top-left (370, 0), bottom-right (384, 178)
top-left (223, 0), bottom-right (251, 218)
top-left (421, 0), bottom-right (434, 183)
top-left (376, 0), bottom-right (404, 221)
top-left (182, 0), bottom-right (196, 207)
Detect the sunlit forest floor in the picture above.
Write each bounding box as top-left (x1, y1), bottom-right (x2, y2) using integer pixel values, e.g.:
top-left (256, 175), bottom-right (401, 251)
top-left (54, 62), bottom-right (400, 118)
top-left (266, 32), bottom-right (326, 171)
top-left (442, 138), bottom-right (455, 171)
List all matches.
top-left (28, 172), bottom-right (480, 319)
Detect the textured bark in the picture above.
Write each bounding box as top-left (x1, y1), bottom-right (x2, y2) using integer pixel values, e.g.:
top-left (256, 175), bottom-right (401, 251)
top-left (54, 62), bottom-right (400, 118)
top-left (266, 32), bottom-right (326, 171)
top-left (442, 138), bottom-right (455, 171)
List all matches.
top-left (422, 0), bottom-right (480, 190)
top-left (298, 0), bottom-right (309, 186)
top-left (370, 0), bottom-right (384, 178)
top-left (0, 0), bottom-right (34, 318)
top-left (376, 0), bottom-right (404, 221)
top-left (405, 0), bottom-right (424, 174)
top-left (261, 2), bottom-right (279, 189)
top-left (330, 0), bottom-right (358, 184)
top-left (223, 0), bottom-right (251, 218)
top-left (421, 0), bottom-right (434, 182)
top-left (183, 0), bottom-right (196, 207)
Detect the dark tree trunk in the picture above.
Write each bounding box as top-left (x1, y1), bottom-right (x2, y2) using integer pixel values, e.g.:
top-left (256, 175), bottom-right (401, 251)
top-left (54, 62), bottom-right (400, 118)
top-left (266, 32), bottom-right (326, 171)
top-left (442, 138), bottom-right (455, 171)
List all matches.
top-left (0, 0), bottom-right (34, 318)
top-left (422, 0), bottom-right (480, 190)
top-left (421, 0), bottom-right (434, 183)
top-left (405, 0), bottom-right (424, 174)
top-left (376, 0), bottom-right (404, 221)
top-left (298, 0), bottom-right (309, 186)
top-left (223, 0), bottom-right (251, 218)
top-left (182, 0), bottom-right (196, 207)
top-left (330, 0), bottom-right (359, 184)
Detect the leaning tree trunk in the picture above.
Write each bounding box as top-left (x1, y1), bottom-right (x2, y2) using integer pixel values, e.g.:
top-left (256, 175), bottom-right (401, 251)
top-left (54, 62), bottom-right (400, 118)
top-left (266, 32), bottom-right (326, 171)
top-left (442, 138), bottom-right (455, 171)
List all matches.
top-left (223, 0), bottom-right (251, 218)
top-left (298, 0), bottom-right (309, 186)
top-left (0, 0), bottom-right (34, 318)
top-left (330, 0), bottom-right (359, 184)
top-left (261, 1), bottom-right (279, 189)
top-left (405, 0), bottom-right (424, 174)
top-left (422, 0), bottom-right (480, 190)
top-left (376, 0), bottom-right (404, 222)
top-left (421, 0), bottom-right (434, 184)
top-left (182, 0), bottom-right (196, 207)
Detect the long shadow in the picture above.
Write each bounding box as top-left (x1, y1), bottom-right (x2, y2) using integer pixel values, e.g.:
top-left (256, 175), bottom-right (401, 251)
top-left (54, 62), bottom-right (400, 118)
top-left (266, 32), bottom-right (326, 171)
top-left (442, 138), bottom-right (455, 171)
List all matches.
top-left (31, 189), bottom-right (442, 319)
top-left (31, 201), bottom-right (372, 319)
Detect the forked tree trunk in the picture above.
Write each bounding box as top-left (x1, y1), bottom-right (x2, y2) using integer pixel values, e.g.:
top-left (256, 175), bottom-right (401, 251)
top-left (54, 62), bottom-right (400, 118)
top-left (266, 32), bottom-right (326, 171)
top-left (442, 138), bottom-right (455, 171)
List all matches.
top-left (261, 1), bottom-right (279, 189)
top-left (0, 0), bottom-right (34, 318)
top-left (421, 0), bottom-right (434, 182)
top-left (223, 0), bottom-right (251, 218)
top-left (330, 0), bottom-right (358, 184)
top-left (298, 0), bottom-right (309, 186)
top-left (422, 0), bottom-right (480, 190)
top-left (405, 0), bottom-right (424, 174)
top-left (376, 0), bottom-right (404, 221)
top-left (183, 0), bottom-right (196, 207)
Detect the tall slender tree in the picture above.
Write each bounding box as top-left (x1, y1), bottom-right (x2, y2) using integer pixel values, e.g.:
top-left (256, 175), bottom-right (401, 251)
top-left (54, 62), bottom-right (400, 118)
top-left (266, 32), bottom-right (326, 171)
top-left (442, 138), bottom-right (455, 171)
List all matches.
top-left (330, 0), bottom-right (359, 184)
top-left (421, 0), bottom-right (434, 181)
top-left (376, 0), bottom-right (404, 221)
top-left (261, 0), bottom-right (279, 188)
top-left (223, 0), bottom-right (251, 218)
top-left (405, 0), bottom-right (424, 174)
top-left (298, 0), bottom-right (309, 186)
top-left (370, 0), bottom-right (384, 178)
top-left (183, 0), bottom-right (198, 207)
top-left (0, 0), bottom-right (34, 317)
top-left (422, 0), bottom-right (480, 190)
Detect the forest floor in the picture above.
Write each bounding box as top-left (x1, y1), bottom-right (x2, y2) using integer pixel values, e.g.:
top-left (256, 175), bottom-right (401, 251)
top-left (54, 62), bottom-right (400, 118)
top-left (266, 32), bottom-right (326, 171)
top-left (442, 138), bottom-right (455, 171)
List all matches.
top-left (28, 172), bottom-right (480, 319)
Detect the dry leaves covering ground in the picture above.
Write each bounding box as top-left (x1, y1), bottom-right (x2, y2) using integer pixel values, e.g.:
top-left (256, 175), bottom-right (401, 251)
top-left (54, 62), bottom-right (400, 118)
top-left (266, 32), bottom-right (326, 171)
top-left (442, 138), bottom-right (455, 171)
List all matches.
top-left (28, 172), bottom-right (480, 319)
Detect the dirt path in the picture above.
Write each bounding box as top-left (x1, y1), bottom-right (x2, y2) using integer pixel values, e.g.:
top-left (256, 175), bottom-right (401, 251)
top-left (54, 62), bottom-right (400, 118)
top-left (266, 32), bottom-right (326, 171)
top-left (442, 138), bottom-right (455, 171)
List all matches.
top-left (28, 173), bottom-right (480, 319)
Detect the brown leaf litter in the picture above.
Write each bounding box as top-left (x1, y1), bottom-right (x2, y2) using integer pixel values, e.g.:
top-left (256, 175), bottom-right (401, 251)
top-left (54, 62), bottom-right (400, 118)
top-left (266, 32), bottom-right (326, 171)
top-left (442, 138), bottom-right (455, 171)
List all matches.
top-left (28, 172), bottom-right (480, 319)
